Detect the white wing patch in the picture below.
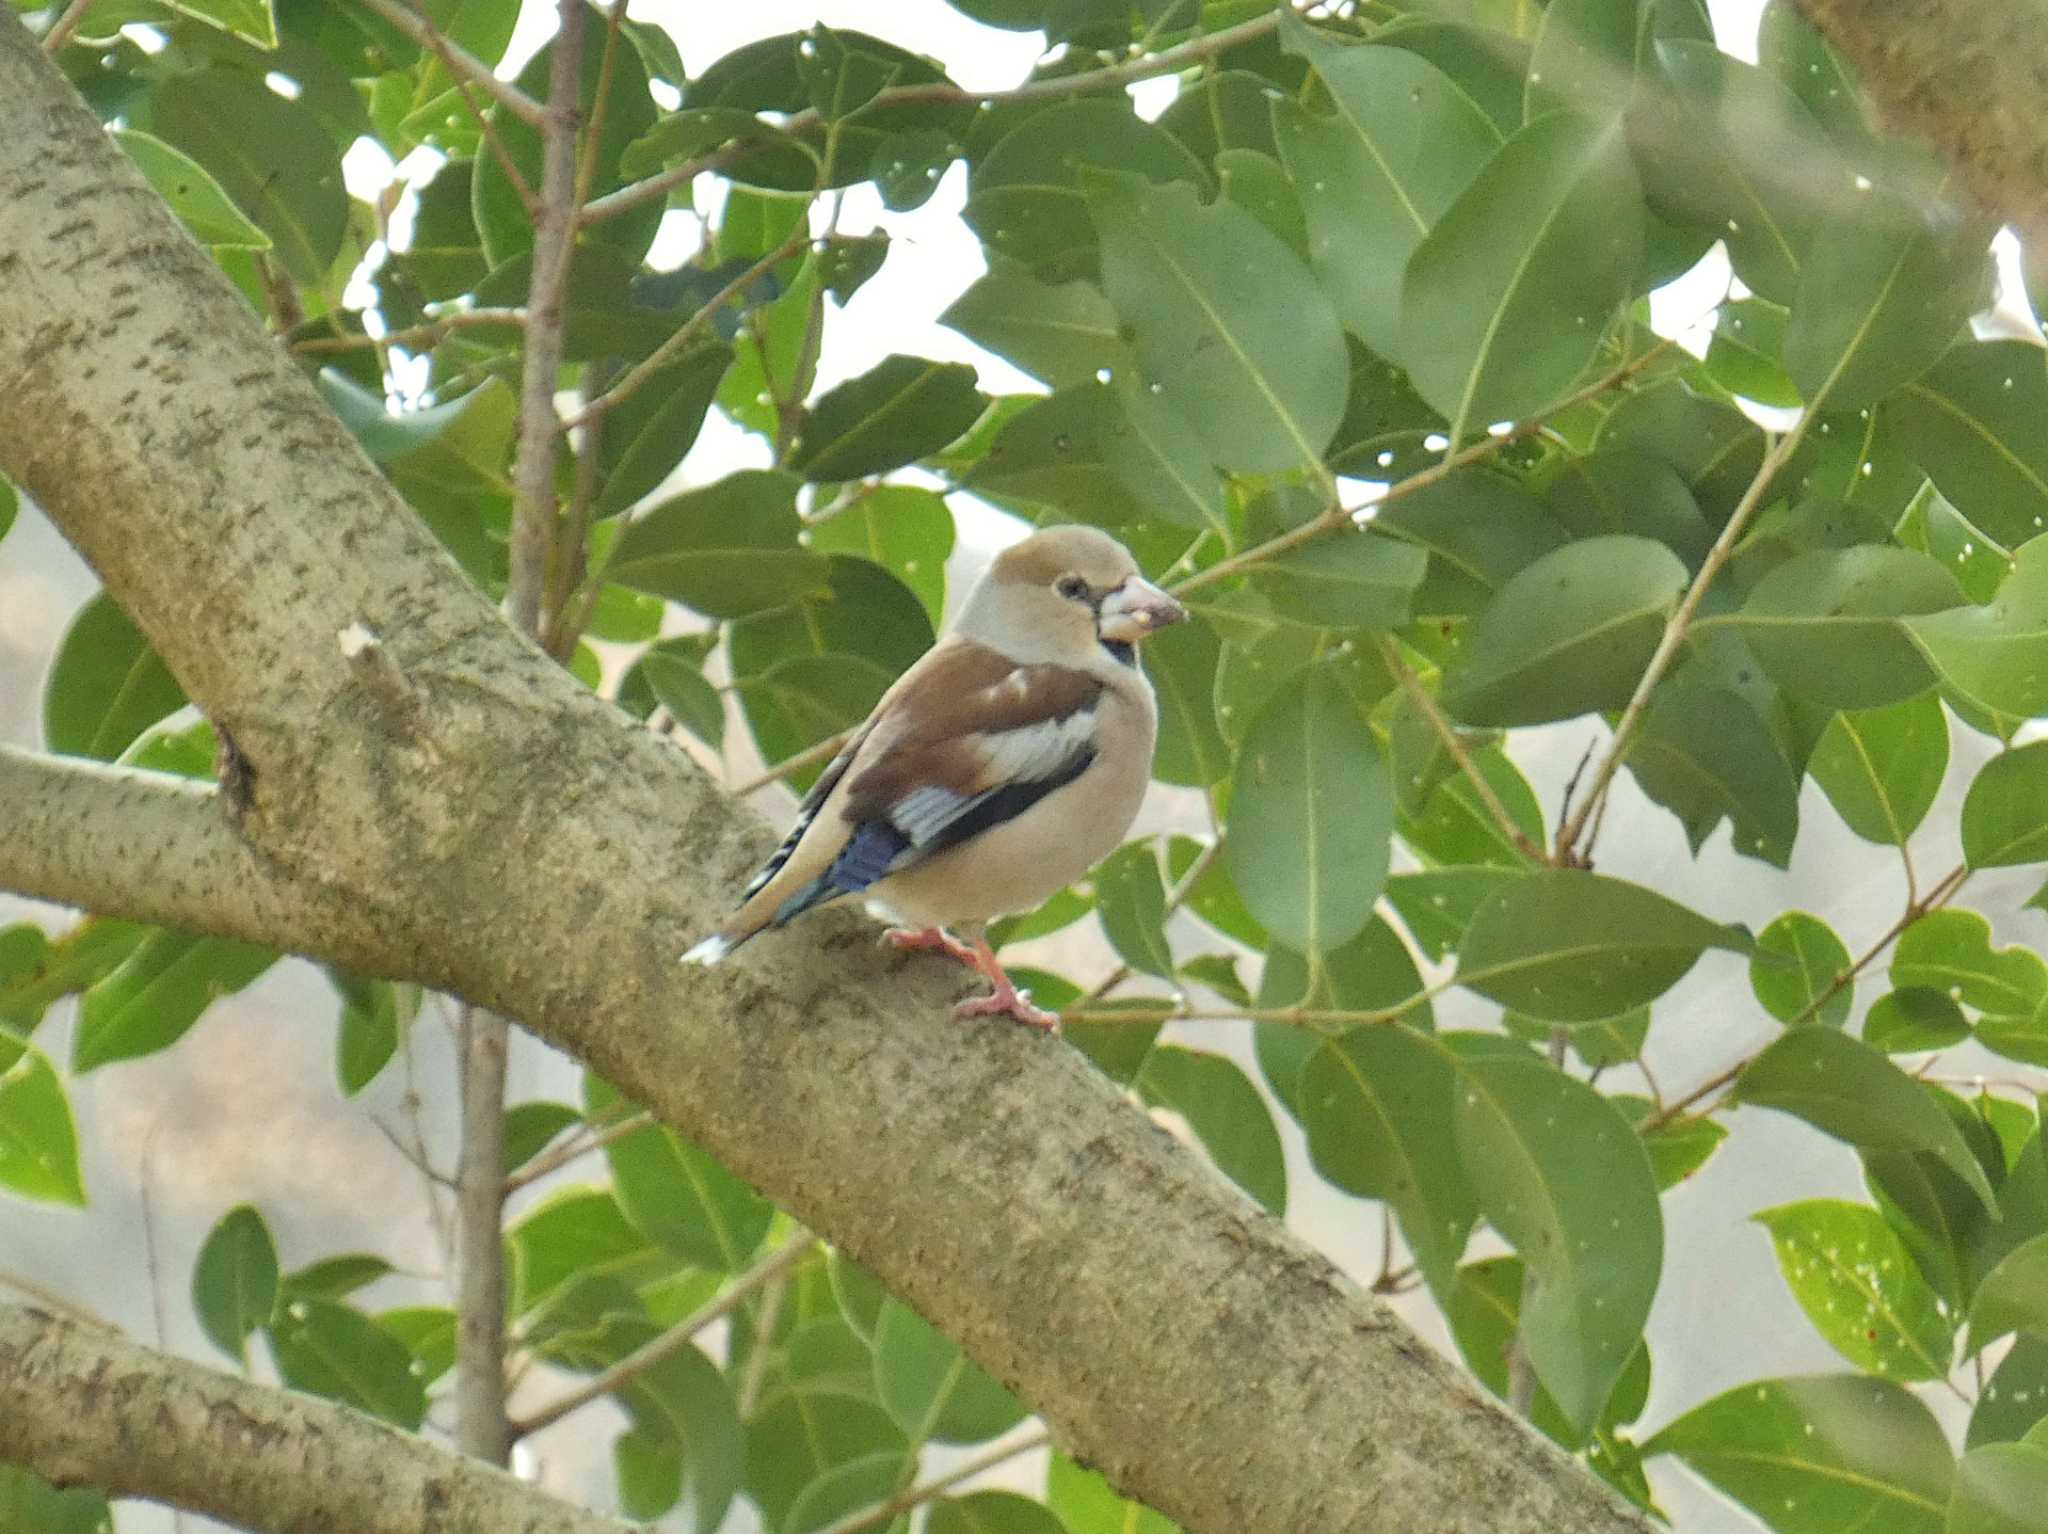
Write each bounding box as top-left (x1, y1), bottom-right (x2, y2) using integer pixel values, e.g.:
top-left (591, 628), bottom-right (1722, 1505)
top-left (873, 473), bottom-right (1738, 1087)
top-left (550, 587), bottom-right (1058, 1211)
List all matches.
top-left (892, 784), bottom-right (974, 847)
top-left (966, 710), bottom-right (1097, 788)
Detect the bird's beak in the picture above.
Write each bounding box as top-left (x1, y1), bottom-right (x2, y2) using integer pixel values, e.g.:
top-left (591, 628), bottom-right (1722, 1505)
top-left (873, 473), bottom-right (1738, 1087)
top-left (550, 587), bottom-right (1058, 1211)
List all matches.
top-left (1097, 576), bottom-right (1186, 643)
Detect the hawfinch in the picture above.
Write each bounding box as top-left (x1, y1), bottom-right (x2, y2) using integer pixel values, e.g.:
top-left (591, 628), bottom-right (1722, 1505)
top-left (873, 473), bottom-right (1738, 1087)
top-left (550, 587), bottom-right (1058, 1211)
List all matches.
top-left (683, 525), bottom-right (1186, 1029)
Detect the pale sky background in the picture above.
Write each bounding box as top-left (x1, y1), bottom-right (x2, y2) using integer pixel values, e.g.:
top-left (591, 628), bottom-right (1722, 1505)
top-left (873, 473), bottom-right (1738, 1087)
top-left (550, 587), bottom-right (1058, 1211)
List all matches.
top-left (5, 4), bottom-right (2046, 1533)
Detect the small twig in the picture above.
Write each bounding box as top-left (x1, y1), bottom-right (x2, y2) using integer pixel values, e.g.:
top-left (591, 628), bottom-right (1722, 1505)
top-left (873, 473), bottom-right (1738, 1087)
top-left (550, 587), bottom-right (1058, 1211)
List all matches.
top-left (734, 729), bottom-right (854, 796)
top-left (571, 2), bottom-right (627, 210)
top-left (355, 0), bottom-right (546, 125)
top-left (502, 1107), bottom-right (652, 1196)
top-left (735, 1265), bottom-right (790, 1419)
top-left (1555, 413), bottom-right (1816, 860)
top-left (454, 1004), bottom-right (513, 1464)
top-left (1379, 634), bottom-right (1544, 863)
top-left (580, 6), bottom-right (1306, 225)
top-left (564, 222), bottom-right (812, 433)
top-left (1639, 862), bottom-right (1971, 1134)
top-left (1170, 341), bottom-right (1677, 600)
top-left (290, 308), bottom-right (527, 356)
top-left (1060, 985), bottom-right (1444, 1032)
top-left (511, 1233), bottom-right (818, 1439)
top-left (40, 0), bottom-right (99, 53)
top-left (813, 1427), bottom-right (1056, 1534)
top-left (374, 1116), bottom-right (457, 1189)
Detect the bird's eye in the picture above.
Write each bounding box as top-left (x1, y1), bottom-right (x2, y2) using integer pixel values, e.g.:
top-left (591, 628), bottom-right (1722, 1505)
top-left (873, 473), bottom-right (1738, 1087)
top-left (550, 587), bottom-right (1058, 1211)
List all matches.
top-left (1055, 574), bottom-right (1089, 602)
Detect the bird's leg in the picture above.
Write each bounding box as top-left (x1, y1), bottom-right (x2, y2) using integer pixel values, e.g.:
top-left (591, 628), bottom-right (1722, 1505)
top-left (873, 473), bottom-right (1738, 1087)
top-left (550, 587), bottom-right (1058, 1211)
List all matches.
top-left (952, 934), bottom-right (1061, 1033)
top-left (879, 925), bottom-right (981, 968)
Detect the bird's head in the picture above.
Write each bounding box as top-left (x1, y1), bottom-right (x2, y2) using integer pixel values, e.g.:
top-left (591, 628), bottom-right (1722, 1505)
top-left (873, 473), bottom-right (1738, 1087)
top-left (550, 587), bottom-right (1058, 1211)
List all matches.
top-left (960, 525), bottom-right (1186, 667)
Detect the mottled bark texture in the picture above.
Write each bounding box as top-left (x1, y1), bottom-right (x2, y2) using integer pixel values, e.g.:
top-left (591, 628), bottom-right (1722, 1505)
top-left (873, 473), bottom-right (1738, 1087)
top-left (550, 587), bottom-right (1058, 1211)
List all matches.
top-left (0, 14), bottom-right (1653, 1534)
top-left (0, 1305), bottom-right (632, 1534)
top-left (1793, 0), bottom-right (2048, 245)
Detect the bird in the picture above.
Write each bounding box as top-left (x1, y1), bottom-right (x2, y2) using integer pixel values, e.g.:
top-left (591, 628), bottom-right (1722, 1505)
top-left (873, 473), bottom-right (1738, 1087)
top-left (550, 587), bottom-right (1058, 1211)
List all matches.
top-left (683, 524), bottom-right (1187, 1030)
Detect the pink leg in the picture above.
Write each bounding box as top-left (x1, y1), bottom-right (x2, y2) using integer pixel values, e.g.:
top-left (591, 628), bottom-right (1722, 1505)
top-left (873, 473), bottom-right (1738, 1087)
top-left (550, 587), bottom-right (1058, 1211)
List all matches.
top-left (880, 925), bottom-right (980, 967)
top-left (951, 935), bottom-right (1060, 1033)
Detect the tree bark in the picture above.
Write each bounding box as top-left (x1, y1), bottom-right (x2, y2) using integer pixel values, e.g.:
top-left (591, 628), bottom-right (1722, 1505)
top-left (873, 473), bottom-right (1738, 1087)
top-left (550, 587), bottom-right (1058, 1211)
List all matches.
top-left (1792, 0), bottom-right (2048, 245)
top-left (0, 14), bottom-right (1651, 1534)
top-left (0, 1305), bottom-right (632, 1534)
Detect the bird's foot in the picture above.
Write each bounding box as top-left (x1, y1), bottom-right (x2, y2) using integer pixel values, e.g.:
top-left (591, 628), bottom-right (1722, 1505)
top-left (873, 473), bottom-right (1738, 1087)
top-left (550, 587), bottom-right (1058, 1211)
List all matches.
top-left (953, 984), bottom-right (1061, 1033)
top-left (880, 926), bottom-right (980, 968)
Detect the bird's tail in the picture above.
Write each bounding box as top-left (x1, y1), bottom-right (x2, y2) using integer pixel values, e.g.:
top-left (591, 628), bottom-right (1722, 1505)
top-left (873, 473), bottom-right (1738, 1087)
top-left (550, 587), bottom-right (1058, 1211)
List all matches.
top-left (680, 874), bottom-right (841, 966)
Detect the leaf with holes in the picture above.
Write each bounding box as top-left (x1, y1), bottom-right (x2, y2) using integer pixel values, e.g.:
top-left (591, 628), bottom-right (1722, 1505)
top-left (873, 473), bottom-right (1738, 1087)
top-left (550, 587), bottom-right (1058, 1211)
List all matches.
top-left (1755, 1200), bottom-right (1955, 1380)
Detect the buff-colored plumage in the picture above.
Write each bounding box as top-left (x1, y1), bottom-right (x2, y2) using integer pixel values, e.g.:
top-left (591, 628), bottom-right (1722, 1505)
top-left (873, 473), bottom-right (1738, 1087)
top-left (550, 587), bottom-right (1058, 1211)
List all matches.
top-left (683, 525), bottom-right (1185, 1028)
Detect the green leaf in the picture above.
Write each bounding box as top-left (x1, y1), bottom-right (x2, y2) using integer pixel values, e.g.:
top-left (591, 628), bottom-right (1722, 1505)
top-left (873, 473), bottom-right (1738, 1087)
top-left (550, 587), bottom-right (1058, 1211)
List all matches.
top-left (1135, 1045), bottom-right (1286, 1215)
top-left (589, 1078), bottom-right (771, 1270)
top-left (1143, 616), bottom-right (1228, 788)
top-left (1784, 175), bottom-right (1989, 412)
top-left (1889, 341), bottom-right (2048, 548)
top-left (1225, 665), bottom-right (1392, 955)
top-left (1615, 1096), bottom-right (1729, 1190)
top-left (267, 1297), bottom-right (426, 1428)
top-left (1453, 1051), bottom-right (1662, 1429)
top-left (790, 356), bottom-right (986, 482)
top-left (873, 1299), bottom-right (1025, 1445)
top-left (1457, 869), bottom-right (1750, 1022)
top-left (965, 385), bottom-right (1149, 525)
top-left (968, 96), bottom-right (1206, 282)
top-left (1949, 1442), bottom-right (2048, 1534)
top-left (594, 344), bottom-right (733, 519)
top-left (1893, 910), bottom-right (2048, 1020)
top-left (42, 592), bottom-right (187, 760)
top-left (1755, 1200), bottom-right (1955, 1380)
top-left (1646, 1375), bottom-right (1954, 1534)
top-left (113, 128), bottom-right (268, 248)
top-left (329, 972), bottom-right (416, 1096)
top-left (930, 1491), bottom-right (1068, 1534)
top-left (1738, 1028), bottom-right (1998, 1212)
top-left (502, 1100), bottom-right (582, 1175)
top-left (1384, 867), bottom-right (1521, 963)
top-left (1093, 842), bottom-right (1173, 981)
top-left (1442, 535), bottom-right (1687, 727)
top-left (1751, 911), bottom-right (1853, 1028)
top-left (1101, 373), bottom-right (1228, 533)
top-left (74, 930), bottom-right (276, 1073)
top-left (1274, 20), bottom-right (1499, 355)
top-left (616, 635), bottom-right (725, 750)
top-left (1627, 679), bottom-right (1798, 867)
top-left (191, 1205), bottom-right (279, 1364)
top-left (1252, 532), bottom-right (1427, 629)
top-left (1974, 1338), bottom-right (2048, 1448)
top-left (1372, 468), bottom-right (1569, 618)
top-left (1968, 1235), bottom-right (2048, 1355)
top-left (806, 485), bottom-right (954, 627)
top-left (0, 475), bottom-right (15, 545)
top-left (0, 1036), bottom-right (85, 1207)
top-left (1707, 298), bottom-right (1800, 407)
top-left (1046, 1452), bottom-right (1179, 1534)
top-left (140, 64), bottom-right (343, 279)
top-left (1909, 539), bottom-right (2048, 720)
top-left (1399, 111), bottom-right (1642, 437)
top-left (1298, 1023), bottom-right (1476, 1299)
top-left (940, 256), bottom-right (1122, 388)
top-left (1865, 988), bottom-right (1973, 1054)
top-left (0, 919), bottom-right (146, 1033)
top-left (1597, 379), bottom-right (1768, 523)
top-left (505, 1188), bottom-right (661, 1313)
top-left (1807, 693), bottom-right (1949, 847)
top-left (1897, 483), bottom-right (2013, 607)
top-left (1720, 546), bottom-right (1966, 709)
top-left (1965, 744), bottom-right (2048, 869)
top-left (1088, 173), bottom-right (1346, 475)
top-left (0, 1464), bottom-right (112, 1534)
top-left (282, 1254), bottom-right (392, 1302)
top-left (1757, 1), bottom-right (1873, 146)
top-left (608, 469), bottom-right (831, 618)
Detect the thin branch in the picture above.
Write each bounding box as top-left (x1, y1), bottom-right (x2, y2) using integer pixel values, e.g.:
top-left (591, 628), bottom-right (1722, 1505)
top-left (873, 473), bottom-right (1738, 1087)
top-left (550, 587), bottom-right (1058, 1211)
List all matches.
top-left (572, 1), bottom-right (627, 210)
top-left (581, 4), bottom-right (1306, 225)
top-left (1553, 412), bottom-right (1815, 859)
top-left (814, 1426), bottom-right (1056, 1534)
top-left (39, 0), bottom-right (96, 53)
top-left (1378, 633), bottom-right (1545, 864)
top-left (504, 0), bottom-right (586, 638)
top-left (511, 1233), bottom-right (818, 1439)
top-left (734, 728), bottom-right (854, 796)
top-left (354, 0), bottom-right (545, 125)
top-left (0, 1304), bottom-right (633, 1534)
top-left (1171, 340), bottom-right (1677, 600)
top-left (1060, 987), bottom-right (1442, 1031)
top-left (1639, 862), bottom-right (1971, 1133)
top-left (563, 222), bottom-right (812, 433)
top-left (454, 1004), bottom-right (513, 1465)
top-left (502, 1106), bottom-right (652, 1196)
top-left (289, 308), bottom-right (527, 356)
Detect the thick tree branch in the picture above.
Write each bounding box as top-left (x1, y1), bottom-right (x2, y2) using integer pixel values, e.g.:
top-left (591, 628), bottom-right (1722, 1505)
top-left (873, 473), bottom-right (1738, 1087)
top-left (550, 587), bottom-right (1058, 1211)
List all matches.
top-left (0, 17), bottom-right (1651, 1533)
top-left (1792, 0), bottom-right (2048, 246)
top-left (0, 1304), bottom-right (631, 1534)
